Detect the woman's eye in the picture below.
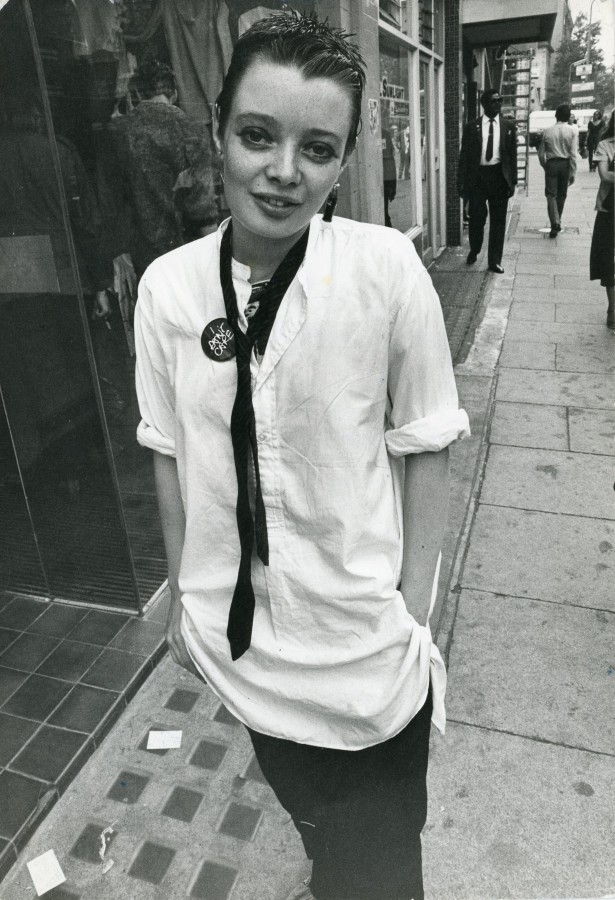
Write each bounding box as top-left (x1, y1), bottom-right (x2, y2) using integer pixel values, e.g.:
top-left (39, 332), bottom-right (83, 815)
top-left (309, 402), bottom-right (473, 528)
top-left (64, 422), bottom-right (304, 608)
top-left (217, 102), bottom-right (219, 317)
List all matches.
top-left (240, 128), bottom-right (270, 147)
top-left (305, 143), bottom-right (336, 162)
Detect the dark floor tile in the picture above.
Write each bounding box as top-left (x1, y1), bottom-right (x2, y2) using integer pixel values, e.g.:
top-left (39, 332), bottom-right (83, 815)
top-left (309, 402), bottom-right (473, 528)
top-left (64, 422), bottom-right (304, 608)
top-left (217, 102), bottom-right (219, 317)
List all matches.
top-left (81, 648), bottom-right (145, 692)
top-left (0, 837), bottom-right (18, 882)
top-left (49, 684), bottom-right (119, 733)
top-left (0, 714), bottom-right (39, 767)
top-left (0, 667), bottom-right (28, 706)
top-left (128, 842), bottom-right (175, 885)
top-left (244, 755), bottom-right (268, 786)
top-left (189, 740), bottom-right (228, 771)
top-left (0, 770), bottom-right (45, 838)
top-left (65, 611), bottom-right (128, 647)
top-left (70, 822), bottom-right (116, 864)
top-left (162, 786), bottom-right (203, 823)
top-left (10, 725), bottom-right (87, 783)
top-left (213, 704), bottom-right (239, 726)
top-left (191, 860), bottom-right (238, 900)
top-left (36, 641), bottom-right (102, 682)
top-left (110, 618), bottom-right (165, 655)
top-left (165, 688), bottom-right (200, 714)
top-left (107, 770), bottom-right (149, 804)
top-left (0, 632), bottom-right (60, 673)
top-left (2, 675), bottom-right (72, 722)
top-left (41, 887), bottom-right (81, 900)
top-left (27, 604), bottom-right (89, 639)
top-left (217, 802), bottom-right (262, 842)
top-left (0, 628), bottom-right (19, 655)
top-left (0, 597), bottom-right (48, 631)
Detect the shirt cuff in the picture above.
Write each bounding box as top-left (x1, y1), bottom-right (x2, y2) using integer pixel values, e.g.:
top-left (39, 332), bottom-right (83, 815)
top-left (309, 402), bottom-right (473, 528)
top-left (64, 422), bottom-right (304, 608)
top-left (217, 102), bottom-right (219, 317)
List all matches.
top-left (385, 408), bottom-right (470, 457)
top-left (137, 420), bottom-right (176, 457)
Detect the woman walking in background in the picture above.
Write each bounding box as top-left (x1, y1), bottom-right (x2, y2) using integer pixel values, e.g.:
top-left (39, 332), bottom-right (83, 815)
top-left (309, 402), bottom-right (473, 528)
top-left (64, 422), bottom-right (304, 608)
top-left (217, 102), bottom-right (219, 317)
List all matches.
top-left (135, 12), bottom-right (468, 898)
top-left (587, 110), bottom-right (605, 173)
top-left (589, 111), bottom-right (614, 329)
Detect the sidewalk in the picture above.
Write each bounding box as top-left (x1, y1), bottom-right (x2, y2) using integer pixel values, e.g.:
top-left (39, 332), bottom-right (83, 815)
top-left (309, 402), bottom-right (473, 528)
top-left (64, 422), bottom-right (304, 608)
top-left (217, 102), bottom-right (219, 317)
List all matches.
top-left (1, 154), bottom-right (613, 900)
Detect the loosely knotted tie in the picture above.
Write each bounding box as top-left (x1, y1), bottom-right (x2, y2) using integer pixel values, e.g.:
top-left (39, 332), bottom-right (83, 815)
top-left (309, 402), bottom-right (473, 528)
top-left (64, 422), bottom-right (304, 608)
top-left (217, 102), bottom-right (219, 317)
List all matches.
top-left (485, 117), bottom-right (495, 162)
top-left (219, 221), bottom-right (309, 660)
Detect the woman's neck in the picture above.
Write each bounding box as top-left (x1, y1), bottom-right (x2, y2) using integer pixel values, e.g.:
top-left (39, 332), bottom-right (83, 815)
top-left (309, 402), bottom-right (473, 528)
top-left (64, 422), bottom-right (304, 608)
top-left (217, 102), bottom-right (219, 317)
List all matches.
top-left (230, 220), bottom-right (309, 283)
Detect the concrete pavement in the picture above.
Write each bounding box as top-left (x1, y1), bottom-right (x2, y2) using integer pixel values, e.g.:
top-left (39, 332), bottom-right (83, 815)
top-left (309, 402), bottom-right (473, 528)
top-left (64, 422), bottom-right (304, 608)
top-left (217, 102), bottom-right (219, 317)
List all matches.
top-left (1, 154), bottom-right (613, 900)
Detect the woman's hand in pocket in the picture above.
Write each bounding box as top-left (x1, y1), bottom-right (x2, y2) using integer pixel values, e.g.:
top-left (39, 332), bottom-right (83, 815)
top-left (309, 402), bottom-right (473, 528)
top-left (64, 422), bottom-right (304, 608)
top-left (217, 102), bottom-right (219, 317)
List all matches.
top-left (166, 591), bottom-right (205, 681)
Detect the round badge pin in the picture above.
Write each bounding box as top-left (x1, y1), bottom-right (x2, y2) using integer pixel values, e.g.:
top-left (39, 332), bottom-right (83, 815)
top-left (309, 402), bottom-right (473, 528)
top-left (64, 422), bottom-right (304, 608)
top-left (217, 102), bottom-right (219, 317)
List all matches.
top-left (201, 318), bottom-right (236, 361)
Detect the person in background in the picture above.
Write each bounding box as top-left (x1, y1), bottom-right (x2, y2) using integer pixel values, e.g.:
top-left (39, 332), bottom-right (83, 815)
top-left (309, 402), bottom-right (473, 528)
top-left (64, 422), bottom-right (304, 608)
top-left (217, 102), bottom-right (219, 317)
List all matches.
top-left (538, 103), bottom-right (577, 238)
top-left (457, 88), bottom-right (517, 274)
top-left (587, 110), bottom-right (605, 172)
top-left (111, 59), bottom-right (217, 280)
top-left (135, 12), bottom-right (469, 899)
top-left (589, 111), bottom-right (614, 329)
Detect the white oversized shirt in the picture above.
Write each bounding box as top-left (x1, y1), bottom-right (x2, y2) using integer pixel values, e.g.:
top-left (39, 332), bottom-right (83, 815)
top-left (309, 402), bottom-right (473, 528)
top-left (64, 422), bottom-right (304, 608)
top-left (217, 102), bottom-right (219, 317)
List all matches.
top-left (135, 215), bottom-right (470, 749)
top-left (480, 114), bottom-right (501, 165)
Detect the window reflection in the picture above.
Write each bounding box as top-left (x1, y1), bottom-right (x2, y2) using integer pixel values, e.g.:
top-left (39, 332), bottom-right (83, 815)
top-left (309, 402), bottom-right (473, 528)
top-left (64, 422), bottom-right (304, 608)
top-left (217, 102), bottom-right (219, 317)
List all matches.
top-left (380, 37), bottom-right (416, 233)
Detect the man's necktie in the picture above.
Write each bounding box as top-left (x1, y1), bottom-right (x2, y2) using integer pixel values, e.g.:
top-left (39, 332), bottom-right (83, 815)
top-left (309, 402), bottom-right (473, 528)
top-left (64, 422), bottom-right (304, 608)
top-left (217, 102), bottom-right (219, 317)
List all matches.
top-left (485, 117), bottom-right (494, 162)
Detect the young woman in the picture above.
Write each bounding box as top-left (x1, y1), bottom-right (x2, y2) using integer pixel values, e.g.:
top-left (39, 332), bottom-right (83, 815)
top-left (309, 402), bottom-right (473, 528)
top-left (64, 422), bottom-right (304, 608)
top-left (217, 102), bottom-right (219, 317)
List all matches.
top-left (135, 13), bottom-right (469, 899)
top-left (590, 111), bottom-right (615, 330)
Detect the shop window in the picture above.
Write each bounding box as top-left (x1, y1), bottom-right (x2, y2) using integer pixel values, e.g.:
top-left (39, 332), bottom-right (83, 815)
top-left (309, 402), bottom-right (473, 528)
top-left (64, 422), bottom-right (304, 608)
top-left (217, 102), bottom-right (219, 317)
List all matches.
top-left (418, 0), bottom-right (433, 50)
top-left (380, 0), bottom-right (414, 38)
top-left (379, 36), bottom-right (417, 234)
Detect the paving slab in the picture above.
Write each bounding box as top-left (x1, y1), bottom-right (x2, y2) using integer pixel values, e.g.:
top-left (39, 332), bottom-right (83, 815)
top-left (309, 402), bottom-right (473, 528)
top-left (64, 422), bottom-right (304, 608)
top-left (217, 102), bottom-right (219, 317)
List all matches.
top-left (424, 722), bottom-right (615, 900)
top-left (556, 302), bottom-right (609, 324)
top-left (497, 367), bottom-right (612, 409)
top-left (499, 340), bottom-right (555, 370)
top-left (513, 288), bottom-right (602, 305)
top-left (446, 590), bottom-right (615, 754)
top-left (489, 401), bottom-right (568, 451)
top-left (514, 273), bottom-right (555, 288)
top-left (568, 408), bottom-right (615, 457)
top-left (556, 338), bottom-right (615, 374)
top-left (462, 505), bottom-right (615, 611)
top-left (516, 255), bottom-right (590, 273)
top-left (481, 445), bottom-right (615, 520)
top-left (555, 274), bottom-right (597, 290)
top-left (508, 301), bottom-right (555, 322)
top-left (504, 318), bottom-right (608, 343)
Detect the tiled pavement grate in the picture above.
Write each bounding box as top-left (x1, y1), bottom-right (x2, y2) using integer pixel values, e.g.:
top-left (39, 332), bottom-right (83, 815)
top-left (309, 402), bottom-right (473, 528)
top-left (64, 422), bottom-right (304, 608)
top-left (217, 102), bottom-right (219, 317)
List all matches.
top-left (107, 770), bottom-right (150, 804)
top-left (165, 687), bottom-right (200, 713)
top-left (191, 860), bottom-right (239, 899)
top-left (190, 739), bottom-right (229, 771)
top-left (523, 225), bottom-right (580, 234)
top-left (128, 840), bottom-right (176, 884)
top-left (213, 703), bottom-right (240, 726)
top-left (217, 802), bottom-right (263, 842)
top-left (162, 786), bottom-right (204, 823)
top-left (70, 823), bottom-right (117, 864)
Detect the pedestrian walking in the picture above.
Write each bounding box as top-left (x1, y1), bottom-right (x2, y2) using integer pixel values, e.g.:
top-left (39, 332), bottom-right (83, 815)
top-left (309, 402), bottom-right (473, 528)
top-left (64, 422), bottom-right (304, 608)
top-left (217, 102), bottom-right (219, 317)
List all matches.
top-left (457, 87), bottom-right (517, 274)
top-left (538, 103), bottom-right (577, 238)
top-left (134, 12), bottom-right (469, 900)
top-left (587, 110), bottom-right (605, 172)
top-left (589, 112), bottom-right (615, 329)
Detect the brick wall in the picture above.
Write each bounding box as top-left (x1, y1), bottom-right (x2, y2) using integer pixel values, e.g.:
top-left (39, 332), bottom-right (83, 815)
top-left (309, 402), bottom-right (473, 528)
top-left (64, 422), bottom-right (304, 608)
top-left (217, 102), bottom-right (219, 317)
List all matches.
top-left (444, 0), bottom-right (462, 246)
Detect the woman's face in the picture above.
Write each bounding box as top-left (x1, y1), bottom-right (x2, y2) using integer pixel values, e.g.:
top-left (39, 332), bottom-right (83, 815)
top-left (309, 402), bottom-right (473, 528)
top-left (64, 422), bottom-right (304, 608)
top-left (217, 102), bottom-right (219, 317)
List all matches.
top-left (216, 60), bottom-right (354, 248)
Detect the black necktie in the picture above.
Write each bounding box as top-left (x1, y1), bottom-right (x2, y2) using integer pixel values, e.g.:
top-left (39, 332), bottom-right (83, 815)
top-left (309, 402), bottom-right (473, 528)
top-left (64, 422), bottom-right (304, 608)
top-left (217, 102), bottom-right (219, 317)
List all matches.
top-left (219, 222), bottom-right (309, 660)
top-left (485, 117), bottom-right (495, 162)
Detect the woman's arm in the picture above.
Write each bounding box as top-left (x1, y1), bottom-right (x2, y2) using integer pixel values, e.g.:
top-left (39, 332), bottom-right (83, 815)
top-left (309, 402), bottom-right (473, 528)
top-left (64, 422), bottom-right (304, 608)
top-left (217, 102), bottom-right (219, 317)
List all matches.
top-left (400, 447), bottom-right (450, 626)
top-left (153, 451), bottom-right (202, 677)
top-left (598, 158), bottom-right (615, 184)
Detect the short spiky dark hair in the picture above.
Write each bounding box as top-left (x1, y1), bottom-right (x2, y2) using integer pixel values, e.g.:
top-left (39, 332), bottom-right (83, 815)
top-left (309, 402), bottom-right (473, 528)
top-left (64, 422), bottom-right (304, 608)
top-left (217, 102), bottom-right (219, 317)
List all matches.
top-left (216, 11), bottom-right (366, 158)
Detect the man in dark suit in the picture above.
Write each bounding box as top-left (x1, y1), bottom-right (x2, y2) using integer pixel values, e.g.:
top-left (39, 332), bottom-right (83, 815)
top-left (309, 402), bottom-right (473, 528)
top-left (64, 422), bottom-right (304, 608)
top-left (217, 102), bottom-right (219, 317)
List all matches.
top-left (457, 88), bottom-right (517, 274)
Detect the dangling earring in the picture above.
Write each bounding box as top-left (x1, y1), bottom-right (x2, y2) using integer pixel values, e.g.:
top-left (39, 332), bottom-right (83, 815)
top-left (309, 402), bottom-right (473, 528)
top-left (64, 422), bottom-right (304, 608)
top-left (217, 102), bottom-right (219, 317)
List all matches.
top-left (323, 183), bottom-right (339, 222)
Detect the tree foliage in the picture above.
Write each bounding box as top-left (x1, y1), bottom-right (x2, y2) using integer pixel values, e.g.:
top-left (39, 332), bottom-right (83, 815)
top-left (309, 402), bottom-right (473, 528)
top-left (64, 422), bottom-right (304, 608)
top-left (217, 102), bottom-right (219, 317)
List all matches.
top-left (547, 13), bottom-right (614, 112)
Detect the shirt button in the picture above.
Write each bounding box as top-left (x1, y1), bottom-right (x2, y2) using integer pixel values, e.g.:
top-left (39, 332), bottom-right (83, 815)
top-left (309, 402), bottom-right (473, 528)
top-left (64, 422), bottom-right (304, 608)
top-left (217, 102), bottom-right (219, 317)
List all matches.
top-left (257, 432), bottom-right (268, 443)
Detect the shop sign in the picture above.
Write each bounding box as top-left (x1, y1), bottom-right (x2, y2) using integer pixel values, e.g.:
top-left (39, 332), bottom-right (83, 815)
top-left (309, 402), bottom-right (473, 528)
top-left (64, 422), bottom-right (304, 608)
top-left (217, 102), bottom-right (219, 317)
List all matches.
top-left (571, 81), bottom-right (595, 92)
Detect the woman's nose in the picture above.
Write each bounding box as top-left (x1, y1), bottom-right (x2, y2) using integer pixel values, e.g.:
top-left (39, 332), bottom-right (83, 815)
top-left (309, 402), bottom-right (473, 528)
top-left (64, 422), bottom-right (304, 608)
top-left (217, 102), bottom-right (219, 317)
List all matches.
top-left (265, 144), bottom-right (301, 184)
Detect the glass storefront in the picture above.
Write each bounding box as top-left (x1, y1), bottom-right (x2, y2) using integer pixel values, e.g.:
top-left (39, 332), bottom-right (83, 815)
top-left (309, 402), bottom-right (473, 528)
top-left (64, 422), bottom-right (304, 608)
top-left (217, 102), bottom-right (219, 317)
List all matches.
top-left (379, 36), bottom-right (417, 233)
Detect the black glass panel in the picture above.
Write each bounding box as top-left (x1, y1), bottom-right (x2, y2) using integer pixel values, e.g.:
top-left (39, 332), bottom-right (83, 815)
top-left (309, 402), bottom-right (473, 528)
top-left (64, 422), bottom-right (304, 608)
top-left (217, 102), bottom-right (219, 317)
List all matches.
top-left (0, 0), bottom-right (140, 610)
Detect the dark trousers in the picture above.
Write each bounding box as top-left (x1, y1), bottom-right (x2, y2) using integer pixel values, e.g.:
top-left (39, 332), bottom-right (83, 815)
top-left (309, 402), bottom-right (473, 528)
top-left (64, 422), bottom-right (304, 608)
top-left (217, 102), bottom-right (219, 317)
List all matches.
top-left (468, 164), bottom-right (510, 266)
top-left (544, 157), bottom-right (570, 228)
top-left (247, 689), bottom-right (433, 900)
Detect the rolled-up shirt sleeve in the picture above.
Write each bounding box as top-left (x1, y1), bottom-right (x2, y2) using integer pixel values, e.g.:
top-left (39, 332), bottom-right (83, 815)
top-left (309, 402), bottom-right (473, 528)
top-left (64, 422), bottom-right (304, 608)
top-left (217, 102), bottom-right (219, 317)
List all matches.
top-left (385, 251), bottom-right (470, 457)
top-left (134, 276), bottom-right (177, 457)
